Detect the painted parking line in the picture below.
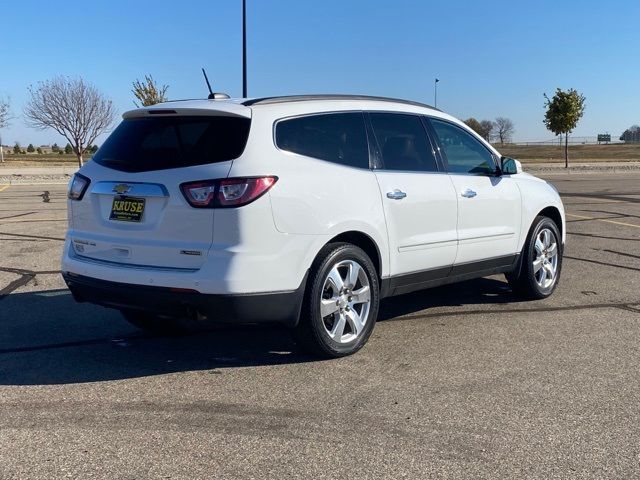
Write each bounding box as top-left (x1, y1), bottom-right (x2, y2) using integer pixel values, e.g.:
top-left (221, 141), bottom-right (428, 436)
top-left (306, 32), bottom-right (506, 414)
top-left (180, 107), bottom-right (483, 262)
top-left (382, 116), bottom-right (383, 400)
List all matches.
top-left (0, 185), bottom-right (9, 192)
top-left (566, 212), bottom-right (640, 229)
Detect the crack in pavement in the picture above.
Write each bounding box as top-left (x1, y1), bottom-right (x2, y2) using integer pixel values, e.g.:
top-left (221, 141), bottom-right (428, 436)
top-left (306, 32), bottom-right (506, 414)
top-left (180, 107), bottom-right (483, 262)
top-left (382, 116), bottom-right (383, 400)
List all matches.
top-left (0, 231), bottom-right (66, 242)
top-left (384, 301), bottom-right (640, 323)
top-left (583, 209), bottom-right (640, 221)
top-left (564, 255), bottom-right (640, 273)
top-left (561, 193), bottom-right (640, 204)
top-left (0, 267), bottom-right (62, 300)
top-left (0, 212), bottom-right (36, 221)
top-left (567, 232), bottom-right (640, 242)
top-left (598, 249), bottom-right (640, 261)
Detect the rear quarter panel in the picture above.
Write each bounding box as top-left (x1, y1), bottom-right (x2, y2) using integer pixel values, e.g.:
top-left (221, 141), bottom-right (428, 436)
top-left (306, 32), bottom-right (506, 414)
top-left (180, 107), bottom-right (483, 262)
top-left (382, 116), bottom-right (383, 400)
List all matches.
top-left (228, 105), bottom-right (390, 278)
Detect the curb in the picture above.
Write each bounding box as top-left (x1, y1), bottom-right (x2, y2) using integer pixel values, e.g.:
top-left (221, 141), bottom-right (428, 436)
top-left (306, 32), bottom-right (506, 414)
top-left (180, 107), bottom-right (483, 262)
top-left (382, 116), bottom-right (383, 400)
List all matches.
top-left (0, 175), bottom-right (71, 185)
top-left (526, 166), bottom-right (640, 175)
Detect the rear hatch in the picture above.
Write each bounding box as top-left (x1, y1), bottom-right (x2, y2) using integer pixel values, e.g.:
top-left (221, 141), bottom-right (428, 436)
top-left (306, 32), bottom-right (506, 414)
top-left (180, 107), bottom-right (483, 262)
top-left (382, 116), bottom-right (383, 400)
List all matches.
top-left (69, 105), bottom-right (251, 270)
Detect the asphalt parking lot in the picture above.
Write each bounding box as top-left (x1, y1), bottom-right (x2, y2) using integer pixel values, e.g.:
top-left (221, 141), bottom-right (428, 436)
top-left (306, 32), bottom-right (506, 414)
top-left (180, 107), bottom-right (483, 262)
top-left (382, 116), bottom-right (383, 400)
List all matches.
top-left (1, 174), bottom-right (639, 479)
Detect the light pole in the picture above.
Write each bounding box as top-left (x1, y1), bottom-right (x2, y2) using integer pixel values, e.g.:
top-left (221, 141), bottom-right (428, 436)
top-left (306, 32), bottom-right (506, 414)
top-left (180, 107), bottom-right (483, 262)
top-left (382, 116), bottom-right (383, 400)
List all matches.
top-left (434, 78), bottom-right (439, 108)
top-left (242, 0), bottom-right (247, 98)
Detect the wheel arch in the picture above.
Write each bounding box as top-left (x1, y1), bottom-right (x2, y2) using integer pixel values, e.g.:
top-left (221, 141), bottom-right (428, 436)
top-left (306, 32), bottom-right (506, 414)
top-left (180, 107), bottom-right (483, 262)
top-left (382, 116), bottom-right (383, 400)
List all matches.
top-left (292, 230), bottom-right (384, 329)
top-left (326, 231), bottom-right (383, 280)
top-left (538, 206), bottom-right (563, 240)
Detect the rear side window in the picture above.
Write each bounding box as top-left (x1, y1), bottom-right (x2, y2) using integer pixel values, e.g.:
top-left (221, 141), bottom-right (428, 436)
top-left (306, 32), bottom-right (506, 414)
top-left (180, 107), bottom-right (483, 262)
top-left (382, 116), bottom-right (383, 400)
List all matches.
top-left (369, 113), bottom-right (438, 172)
top-left (429, 119), bottom-right (496, 175)
top-left (93, 116), bottom-right (251, 172)
top-left (275, 113), bottom-right (369, 169)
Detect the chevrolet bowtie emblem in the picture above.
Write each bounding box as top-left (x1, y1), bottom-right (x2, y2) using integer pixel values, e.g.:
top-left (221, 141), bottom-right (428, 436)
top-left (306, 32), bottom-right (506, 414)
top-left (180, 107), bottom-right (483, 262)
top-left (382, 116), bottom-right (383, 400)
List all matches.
top-left (112, 184), bottom-right (132, 195)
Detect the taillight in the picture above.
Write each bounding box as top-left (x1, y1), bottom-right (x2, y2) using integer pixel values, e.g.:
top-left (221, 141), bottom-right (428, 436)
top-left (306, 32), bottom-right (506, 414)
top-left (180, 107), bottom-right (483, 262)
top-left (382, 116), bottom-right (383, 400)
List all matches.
top-left (180, 176), bottom-right (277, 208)
top-left (179, 181), bottom-right (217, 207)
top-left (68, 173), bottom-right (90, 200)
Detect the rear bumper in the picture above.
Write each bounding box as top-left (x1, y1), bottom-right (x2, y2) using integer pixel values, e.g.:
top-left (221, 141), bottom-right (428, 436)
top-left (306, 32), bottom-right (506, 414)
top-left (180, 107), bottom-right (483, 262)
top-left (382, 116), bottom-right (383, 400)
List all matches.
top-left (62, 272), bottom-right (306, 327)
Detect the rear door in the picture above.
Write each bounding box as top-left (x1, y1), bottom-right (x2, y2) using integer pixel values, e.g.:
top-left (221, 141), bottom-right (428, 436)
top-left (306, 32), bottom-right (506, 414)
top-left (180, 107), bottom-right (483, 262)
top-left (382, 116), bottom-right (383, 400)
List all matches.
top-left (369, 112), bottom-right (458, 278)
top-left (427, 117), bottom-right (521, 266)
top-left (68, 113), bottom-right (251, 270)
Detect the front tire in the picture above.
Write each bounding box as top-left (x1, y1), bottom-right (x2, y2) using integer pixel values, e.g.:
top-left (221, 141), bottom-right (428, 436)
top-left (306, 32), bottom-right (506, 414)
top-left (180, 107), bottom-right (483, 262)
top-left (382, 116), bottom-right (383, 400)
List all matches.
top-left (506, 215), bottom-right (562, 299)
top-left (295, 243), bottom-right (379, 358)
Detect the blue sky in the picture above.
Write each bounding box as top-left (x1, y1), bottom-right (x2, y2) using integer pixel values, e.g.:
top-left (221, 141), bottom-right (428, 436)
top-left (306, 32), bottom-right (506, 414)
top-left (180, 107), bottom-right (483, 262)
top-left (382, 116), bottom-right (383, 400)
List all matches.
top-left (1, 0), bottom-right (639, 146)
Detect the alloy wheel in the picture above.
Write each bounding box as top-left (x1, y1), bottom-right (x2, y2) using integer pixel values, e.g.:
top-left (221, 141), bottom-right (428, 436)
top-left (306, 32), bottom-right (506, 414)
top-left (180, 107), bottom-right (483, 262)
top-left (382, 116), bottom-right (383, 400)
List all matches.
top-left (533, 228), bottom-right (558, 289)
top-left (320, 260), bottom-right (371, 344)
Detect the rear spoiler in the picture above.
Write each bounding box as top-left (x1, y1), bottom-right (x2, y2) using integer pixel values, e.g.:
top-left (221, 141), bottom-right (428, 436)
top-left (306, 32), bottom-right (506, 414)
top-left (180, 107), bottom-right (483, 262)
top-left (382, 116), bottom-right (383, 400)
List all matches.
top-left (123, 102), bottom-right (251, 120)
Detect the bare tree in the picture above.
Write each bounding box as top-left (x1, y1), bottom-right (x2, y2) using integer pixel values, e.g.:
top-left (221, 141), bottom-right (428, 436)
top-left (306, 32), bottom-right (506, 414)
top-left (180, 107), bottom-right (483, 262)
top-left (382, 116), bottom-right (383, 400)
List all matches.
top-left (0, 96), bottom-right (12, 163)
top-left (494, 117), bottom-right (514, 144)
top-left (479, 120), bottom-right (494, 142)
top-left (24, 77), bottom-right (116, 167)
top-left (132, 75), bottom-right (169, 107)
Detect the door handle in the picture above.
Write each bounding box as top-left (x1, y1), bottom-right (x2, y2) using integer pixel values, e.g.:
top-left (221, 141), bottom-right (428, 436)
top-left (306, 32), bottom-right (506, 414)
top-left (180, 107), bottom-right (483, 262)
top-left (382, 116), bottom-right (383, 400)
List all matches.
top-left (386, 190), bottom-right (407, 200)
top-left (461, 189), bottom-right (477, 198)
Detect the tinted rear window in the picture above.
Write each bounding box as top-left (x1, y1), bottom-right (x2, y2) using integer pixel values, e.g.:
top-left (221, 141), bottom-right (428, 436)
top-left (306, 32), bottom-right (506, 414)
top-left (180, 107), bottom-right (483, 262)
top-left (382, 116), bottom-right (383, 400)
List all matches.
top-left (369, 113), bottom-right (438, 172)
top-left (93, 116), bottom-right (251, 172)
top-left (275, 113), bottom-right (369, 169)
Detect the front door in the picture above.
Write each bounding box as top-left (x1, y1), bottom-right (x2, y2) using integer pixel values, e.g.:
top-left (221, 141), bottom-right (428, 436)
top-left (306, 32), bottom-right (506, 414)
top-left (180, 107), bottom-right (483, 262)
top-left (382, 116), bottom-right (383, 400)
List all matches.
top-left (427, 118), bottom-right (521, 266)
top-left (369, 112), bottom-right (458, 278)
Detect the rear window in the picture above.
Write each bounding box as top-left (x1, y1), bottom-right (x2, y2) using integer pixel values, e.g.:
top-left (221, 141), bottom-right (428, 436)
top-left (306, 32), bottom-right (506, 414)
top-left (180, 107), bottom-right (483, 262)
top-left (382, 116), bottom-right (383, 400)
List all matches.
top-left (93, 115), bottom-right (251, 172)
top-left (275, 112), bottom-right (369, 169)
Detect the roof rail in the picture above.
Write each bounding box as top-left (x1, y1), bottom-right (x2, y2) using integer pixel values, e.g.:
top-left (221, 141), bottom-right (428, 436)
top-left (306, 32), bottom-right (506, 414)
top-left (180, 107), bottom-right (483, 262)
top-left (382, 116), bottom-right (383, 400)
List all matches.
top-left (242, 94), bottom-right (440, 111)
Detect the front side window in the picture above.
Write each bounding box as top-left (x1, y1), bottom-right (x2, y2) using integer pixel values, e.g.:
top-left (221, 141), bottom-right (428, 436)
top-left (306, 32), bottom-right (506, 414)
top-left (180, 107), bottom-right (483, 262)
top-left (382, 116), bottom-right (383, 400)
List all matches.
top-left (275, 112), bottom-right (369, 169)
top-left (429, 119), bottom-right (496, 175)
top-left (369, 113), bottom-right (438, 172)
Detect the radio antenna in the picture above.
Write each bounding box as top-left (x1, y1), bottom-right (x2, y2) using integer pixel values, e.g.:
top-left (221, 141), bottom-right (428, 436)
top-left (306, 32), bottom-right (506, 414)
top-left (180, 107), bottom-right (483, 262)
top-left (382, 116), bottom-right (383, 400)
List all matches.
top-left (202, 68), bottom-right (215, 99)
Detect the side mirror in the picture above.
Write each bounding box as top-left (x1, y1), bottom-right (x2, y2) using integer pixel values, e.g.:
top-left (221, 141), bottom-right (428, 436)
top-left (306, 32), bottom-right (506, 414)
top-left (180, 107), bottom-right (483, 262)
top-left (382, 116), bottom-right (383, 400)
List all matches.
top-left (501, 157), bottom-right (522, 175)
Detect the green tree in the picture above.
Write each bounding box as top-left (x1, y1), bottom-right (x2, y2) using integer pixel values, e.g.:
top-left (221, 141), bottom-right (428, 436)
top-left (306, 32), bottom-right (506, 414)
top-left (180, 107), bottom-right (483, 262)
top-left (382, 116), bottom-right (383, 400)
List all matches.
top-left (64, 143), bottom-right (73, 154)
top-left (27, 143), bottom-right (35, 152)
top-left (132, 75), bottom-right (169, 107)
top-left (51, 143), bottom-right (60, 152)
top-left (465, 118), bottom-right (494, 142)
top-left (13, 142), bottom-right (21, 154)
top-left (544, 88), bottom-right (586, 168)
top-left (36, 147), bottom-right (43, 154)
top-left (620, 125), bottom-right (640, 143)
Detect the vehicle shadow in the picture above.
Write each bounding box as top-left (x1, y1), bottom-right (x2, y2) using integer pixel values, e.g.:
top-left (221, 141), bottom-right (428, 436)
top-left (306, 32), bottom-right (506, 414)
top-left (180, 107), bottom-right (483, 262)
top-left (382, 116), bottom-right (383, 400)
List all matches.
top-left (378, 276), bottom-right (514, 321)
top-left (0, 277), bottom-right (514, 386)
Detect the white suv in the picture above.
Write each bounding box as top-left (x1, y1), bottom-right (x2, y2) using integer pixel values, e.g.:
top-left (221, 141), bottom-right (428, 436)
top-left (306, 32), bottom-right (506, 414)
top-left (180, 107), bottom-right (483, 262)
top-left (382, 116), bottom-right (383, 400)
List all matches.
top-left (62, 95), bottom-right (565, 357)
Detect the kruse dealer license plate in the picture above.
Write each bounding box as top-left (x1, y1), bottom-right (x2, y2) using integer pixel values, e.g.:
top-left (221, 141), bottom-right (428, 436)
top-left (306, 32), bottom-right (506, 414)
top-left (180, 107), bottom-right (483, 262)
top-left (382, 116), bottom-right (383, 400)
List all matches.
top-left (110, 197), bottom-right (145, 222)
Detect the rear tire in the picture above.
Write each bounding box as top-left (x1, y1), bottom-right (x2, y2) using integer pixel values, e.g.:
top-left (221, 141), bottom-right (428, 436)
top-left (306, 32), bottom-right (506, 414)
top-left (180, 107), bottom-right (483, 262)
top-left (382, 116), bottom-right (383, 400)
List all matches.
top-left (506, 215), bottom-right (562, 299)
top-left (295, 243), bottom-right (379, 358)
